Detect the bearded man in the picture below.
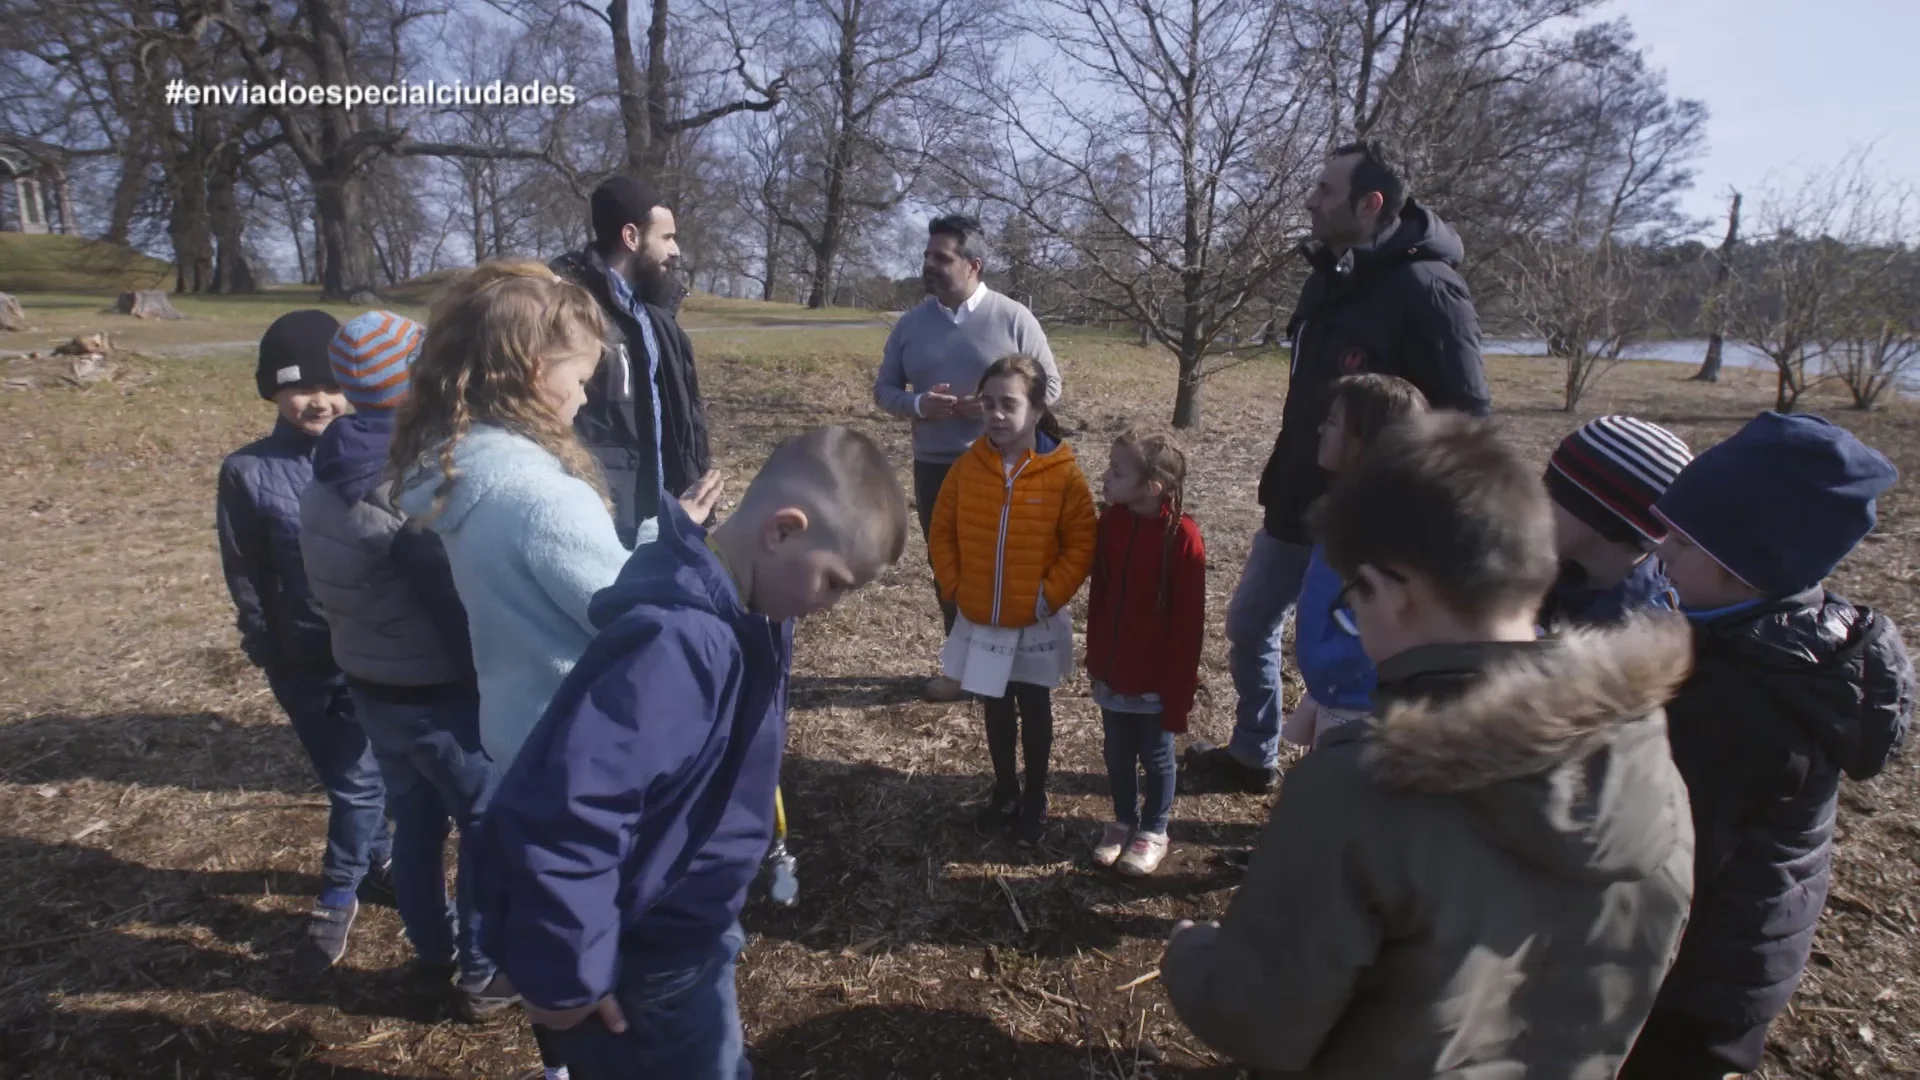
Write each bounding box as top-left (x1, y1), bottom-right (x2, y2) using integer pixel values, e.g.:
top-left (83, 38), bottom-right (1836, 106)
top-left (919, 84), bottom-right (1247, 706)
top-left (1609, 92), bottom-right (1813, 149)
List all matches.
top-left (551, 175), bottom-right (723, 547)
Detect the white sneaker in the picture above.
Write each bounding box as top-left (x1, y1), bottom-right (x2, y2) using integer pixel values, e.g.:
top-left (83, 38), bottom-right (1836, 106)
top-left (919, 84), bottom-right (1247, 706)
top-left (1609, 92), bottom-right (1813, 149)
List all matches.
top-left (1092, 822), bottom-right (1131, 867)
top-left (1117, 831), bottom-right (1169, 877)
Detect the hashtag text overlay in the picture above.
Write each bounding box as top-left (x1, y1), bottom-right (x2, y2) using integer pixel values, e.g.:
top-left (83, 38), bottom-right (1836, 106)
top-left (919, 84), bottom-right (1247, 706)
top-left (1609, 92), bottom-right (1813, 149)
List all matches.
top-left (165, 79), bottom-right (578, 111)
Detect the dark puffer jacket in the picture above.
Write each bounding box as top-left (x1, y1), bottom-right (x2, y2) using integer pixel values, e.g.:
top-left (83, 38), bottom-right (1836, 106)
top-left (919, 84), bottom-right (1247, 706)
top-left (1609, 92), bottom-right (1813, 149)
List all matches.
top-left (1658, 588), bottom-right (1914, 1028)
top-left (216, 418), bottom-right (335, 673)
top-left (550, 247), bottom-right (711, 546)
top-left (1257, 200), bottom-right (1491, 543)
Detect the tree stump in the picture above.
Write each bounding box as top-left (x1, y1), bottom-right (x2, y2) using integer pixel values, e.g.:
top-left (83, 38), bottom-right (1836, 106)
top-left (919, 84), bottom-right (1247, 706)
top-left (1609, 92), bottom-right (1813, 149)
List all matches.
top-left (0, 292), bottom-right (28, 332)
top-left (348, 289), bottom-right (379, 306)
top-left (116, 290), bottom-right (184, 319)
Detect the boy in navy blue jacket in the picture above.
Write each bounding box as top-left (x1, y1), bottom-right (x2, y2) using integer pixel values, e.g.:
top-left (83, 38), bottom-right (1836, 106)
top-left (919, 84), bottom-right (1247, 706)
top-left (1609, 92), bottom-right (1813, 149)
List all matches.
top-left (216, 309), bottom-right (391, 978)
top-left (1621, 412), bottom-right (1915, 1079)
top-left (474, 425), bottom-right (908, 1079)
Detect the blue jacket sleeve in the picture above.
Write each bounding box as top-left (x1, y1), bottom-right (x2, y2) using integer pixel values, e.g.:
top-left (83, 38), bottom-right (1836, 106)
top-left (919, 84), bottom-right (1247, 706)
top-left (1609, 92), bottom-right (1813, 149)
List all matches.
top-left (216, 460), bottom-right (275, 669)
top-left (476, 618), bottom-right (738, 1010)
top-left (389, 523), bottom-right (475, 682)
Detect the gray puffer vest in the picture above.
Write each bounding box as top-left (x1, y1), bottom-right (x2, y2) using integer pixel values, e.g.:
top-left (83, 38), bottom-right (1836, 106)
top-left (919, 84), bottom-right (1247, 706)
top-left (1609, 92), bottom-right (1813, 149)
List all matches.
top-left (300, 478), bottom-right (468, 688)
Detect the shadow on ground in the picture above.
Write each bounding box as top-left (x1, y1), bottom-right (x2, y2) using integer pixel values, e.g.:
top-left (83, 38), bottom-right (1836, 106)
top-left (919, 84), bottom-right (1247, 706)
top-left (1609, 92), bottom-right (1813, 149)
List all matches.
top-left (753, 1003), bottom-right (1236, 1079)
top-left (1, 711), bottom-right (316, 796)
top-left (745, 757), bottom-right (1254, 959)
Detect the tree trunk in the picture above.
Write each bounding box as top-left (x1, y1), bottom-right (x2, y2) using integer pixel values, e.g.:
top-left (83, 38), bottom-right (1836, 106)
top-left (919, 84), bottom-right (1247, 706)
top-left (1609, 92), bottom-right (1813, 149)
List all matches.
top-left (643, 0), bottom-right (674, 176)
top-left (1172, 352), bottom-right (1202, 429)
top-left (313, 172), bottom-right (377, 300)
top-left (312, 207), bottom-right (327, 286)
top-left (106, 153), bottom-right (146, 246)
top-left (467, 168), bottom-right (486, 262)
top-left (209, 151), bottom-right (256, 293)
top-left (167, 138), bottom-right (214, 293)
top-left (287, 196), bottom-right (310, 285)
top-left (608, 0), bottom-right (651, 175)
top-left (1693, 192), bottom-right (1742, 383)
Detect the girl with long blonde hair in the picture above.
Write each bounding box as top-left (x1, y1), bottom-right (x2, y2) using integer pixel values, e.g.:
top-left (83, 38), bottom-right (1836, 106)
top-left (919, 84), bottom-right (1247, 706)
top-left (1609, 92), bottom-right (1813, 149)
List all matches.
top-left (391, 259), bottom-right (628, 768)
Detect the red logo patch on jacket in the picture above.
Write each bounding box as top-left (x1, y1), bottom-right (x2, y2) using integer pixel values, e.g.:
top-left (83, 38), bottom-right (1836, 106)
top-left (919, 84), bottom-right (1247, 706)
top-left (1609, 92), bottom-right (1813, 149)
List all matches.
top-left (1338, 347), bottom-right (1367, 373)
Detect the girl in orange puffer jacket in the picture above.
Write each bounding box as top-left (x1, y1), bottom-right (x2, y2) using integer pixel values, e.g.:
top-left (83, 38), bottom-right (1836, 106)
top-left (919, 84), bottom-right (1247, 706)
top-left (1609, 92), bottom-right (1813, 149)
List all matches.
top-left (930, 354), bottom-right (1098, 845)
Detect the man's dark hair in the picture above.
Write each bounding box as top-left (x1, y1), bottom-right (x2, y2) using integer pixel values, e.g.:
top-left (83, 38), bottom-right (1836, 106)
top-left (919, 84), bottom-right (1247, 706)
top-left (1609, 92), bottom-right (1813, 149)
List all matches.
top-left (929, 214), bottom-right (986, 264)
top-left (1311, 411), bottom-right (1557, 621)
top-left (1330, 139), bottom-right (1407, 226)
top-left (591, 174), bottom-right (667, 255)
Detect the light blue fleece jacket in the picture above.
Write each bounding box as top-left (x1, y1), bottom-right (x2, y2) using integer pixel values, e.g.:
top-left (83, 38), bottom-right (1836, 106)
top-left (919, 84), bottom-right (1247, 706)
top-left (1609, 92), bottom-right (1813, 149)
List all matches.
top-left (397, 425), bottom-right (630, 766)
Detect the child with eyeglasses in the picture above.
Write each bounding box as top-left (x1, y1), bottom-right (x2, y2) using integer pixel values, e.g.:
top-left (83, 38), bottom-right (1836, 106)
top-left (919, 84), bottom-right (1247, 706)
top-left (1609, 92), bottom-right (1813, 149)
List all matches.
top-left (1283, 375), bottom-right (1430, 750)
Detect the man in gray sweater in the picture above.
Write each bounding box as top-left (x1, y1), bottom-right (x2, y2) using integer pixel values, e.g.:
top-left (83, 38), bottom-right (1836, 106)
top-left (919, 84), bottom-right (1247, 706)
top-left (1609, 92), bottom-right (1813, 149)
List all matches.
top-left (874, 214), bottom-right (1061, 701)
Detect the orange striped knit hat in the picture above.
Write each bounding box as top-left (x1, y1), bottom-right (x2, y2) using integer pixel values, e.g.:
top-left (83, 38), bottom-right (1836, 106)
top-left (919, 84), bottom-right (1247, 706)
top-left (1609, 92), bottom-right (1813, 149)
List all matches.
top-left (328, 310), bottom-right (424, 409)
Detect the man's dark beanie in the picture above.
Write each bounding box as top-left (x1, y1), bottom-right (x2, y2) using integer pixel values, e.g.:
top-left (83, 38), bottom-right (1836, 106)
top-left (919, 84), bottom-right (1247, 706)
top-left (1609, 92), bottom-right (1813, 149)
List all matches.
top-left (257, 309), bottom-right (342, 401)
top-left (591, 175), bottom-right (667, 252)
top-left (1654, 411), bottom-right (1898, 597)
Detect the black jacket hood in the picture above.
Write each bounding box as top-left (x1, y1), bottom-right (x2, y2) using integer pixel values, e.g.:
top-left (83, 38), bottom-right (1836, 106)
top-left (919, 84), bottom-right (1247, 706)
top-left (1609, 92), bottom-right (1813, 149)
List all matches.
top-left (1302, 198), bottom-right (1466, 279)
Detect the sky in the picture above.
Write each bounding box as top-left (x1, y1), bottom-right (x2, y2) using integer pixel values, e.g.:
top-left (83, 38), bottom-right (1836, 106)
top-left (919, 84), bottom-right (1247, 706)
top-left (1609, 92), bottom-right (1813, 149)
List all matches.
top-left (1603, 0), bottom-right (1920, 234)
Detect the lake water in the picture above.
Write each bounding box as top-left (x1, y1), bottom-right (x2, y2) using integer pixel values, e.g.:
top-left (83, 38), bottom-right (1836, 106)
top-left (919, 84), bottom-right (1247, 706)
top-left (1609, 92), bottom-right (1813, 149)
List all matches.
top-left (1483, 338), bottom-right (1773, 372)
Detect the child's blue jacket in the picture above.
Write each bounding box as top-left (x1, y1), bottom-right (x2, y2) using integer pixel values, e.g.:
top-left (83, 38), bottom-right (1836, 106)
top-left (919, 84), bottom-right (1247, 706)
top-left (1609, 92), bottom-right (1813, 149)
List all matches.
top-left (472, 493), bottom-right (791, 1010)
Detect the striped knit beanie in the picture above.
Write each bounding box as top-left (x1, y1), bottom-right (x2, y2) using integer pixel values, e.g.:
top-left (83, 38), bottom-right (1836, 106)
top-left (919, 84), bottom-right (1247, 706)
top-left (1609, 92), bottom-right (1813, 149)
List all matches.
top-left (328, 310), bottom-right (424, 409)
top-left (1545, 416), bottom-right (1694, 549)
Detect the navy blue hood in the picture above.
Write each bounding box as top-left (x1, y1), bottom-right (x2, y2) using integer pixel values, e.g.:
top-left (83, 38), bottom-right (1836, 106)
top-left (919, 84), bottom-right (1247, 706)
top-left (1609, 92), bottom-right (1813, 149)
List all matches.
top-left (313, 412), bottom-right (397, 504)
top-left (586, 489), bottom-right (742, 631)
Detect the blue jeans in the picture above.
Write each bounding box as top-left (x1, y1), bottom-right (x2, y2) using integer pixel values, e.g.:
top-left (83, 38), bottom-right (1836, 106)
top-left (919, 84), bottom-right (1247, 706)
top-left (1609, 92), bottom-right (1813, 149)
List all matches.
top-left (350, 688), bottom-right (498, 984)
top-left (1102, 711), bottom-right (1175, 834)
top-left (1224, 531), bottom-right (1314, 769)
top-left (265, 670), bottom-right (390, 897)
top-left (547, 923), bottom-right (750, 1080)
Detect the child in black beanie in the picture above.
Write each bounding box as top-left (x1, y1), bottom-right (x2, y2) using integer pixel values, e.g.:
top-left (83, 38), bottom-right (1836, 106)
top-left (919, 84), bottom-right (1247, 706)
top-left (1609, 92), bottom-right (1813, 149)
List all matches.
top-left (219, 309), bottom-right (392, 979)
top-left (1622, 411), bottom-right (1916, 1079)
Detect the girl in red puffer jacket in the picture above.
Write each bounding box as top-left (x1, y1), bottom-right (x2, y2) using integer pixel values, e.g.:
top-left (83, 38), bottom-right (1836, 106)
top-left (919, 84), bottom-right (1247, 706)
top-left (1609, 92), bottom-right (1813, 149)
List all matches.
top-left (1086, 430), bottom-right (1206, 876)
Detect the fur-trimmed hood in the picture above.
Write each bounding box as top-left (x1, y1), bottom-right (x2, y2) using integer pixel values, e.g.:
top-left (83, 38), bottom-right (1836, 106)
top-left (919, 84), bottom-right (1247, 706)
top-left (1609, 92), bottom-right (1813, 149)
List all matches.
top-left (1363, 614), bottom-right (1694, 882)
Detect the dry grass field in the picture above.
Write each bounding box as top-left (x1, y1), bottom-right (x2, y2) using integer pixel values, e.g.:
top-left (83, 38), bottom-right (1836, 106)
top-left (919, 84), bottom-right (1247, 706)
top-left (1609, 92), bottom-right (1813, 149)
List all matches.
top-left (2, 297), bottom-right (1916, 1078)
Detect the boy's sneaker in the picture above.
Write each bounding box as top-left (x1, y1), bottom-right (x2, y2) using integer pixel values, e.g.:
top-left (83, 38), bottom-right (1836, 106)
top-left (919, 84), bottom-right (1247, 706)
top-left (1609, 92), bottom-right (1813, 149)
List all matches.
top-left (454, 972), bottom-right (522, 1022)
top-left (291, 893), bottom-right (358, 978)
top-left (1014, 788), bottom-right (1049, 847)
top-left (1092, 822), bottom-right (1131, 867)
top-left (974, 785), bottom-right (1021, 833)
top-left (1117, 832), bottom-right (1169, 877)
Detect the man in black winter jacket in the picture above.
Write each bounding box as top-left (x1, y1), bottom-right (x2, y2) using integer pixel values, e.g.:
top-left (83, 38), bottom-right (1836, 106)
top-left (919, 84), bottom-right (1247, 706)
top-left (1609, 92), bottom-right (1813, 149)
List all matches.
top-left (1188, 138), bottom-right (1491, 791)
top-left (550, 175), bottom-right (723, 547)
top-left (1620, 412), bottom-right (1915, 1079)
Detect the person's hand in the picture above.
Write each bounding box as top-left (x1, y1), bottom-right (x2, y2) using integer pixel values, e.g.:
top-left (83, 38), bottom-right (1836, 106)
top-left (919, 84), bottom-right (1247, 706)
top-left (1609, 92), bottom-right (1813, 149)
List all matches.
top-left (919, 383), bottom-right (974, 420)
top-left (527, 994), bottom-right (628, 1033)
top-left (679, 470), bottom-right (724, 522)
top-left (952, 392), bottom-right (985, 419)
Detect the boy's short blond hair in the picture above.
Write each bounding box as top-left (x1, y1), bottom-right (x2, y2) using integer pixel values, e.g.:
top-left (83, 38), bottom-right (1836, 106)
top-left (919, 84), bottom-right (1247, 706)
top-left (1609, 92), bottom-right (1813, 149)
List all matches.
top-left (742, 426), bottom-right (909, 567)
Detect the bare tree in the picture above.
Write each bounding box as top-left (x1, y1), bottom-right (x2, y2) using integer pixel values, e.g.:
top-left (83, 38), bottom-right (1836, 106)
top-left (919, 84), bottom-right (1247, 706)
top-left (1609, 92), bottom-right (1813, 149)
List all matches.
top-left (1486, 19), bottom-right (1704, 409)
top-left (1692, 190), bottom-right (1740, 382)
top-left (1727, 154), bottom-right (1900, 412)
top-left (984, 0), bottom-right (1317, 428)
top-left (731, 0), bottom-right (994, 309)
top-left (1820, 185), bottom-right (1918, 409)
